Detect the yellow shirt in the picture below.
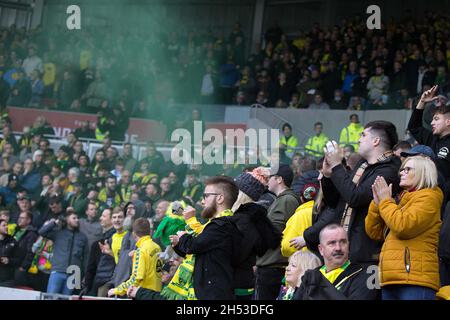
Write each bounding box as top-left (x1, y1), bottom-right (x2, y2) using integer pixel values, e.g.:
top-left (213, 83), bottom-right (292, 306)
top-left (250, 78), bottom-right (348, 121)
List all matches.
top-left (111, 230), bottom-right (127, 264)
top-left (8, 223), bottom-right (17, 236)
top-left (320, 260), bottom-right (351, 284)
top-left (43, 63), bottom-right (56, 86)
top-left (281, 201), bottom-right (314, 257)
top-left (114, 235), bottom-right (162, 295)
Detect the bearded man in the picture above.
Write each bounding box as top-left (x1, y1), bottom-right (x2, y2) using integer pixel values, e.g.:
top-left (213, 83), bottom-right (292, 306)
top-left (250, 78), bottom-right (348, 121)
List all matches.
top-left (169, 176), bottom-right (241, 300)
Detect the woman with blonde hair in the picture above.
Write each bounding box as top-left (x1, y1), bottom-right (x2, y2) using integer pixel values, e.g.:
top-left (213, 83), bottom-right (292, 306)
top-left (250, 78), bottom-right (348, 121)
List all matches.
top-left (278, 250), bottom-right (321, 300)
top-left (365, 155), bottom-right (443, 300)
top-left (230, 167), bottom-right (281, 300)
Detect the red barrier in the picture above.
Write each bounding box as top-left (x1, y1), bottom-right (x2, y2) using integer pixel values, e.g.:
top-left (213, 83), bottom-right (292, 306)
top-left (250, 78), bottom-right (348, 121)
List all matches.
top-left (7, 107), bottom-right (168, 143)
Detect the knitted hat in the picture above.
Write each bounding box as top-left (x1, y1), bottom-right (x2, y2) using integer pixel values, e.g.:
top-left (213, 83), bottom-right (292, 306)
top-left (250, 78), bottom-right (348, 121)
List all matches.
top-left (234, 172), bottom-right (265, 201)
top-left (301, 183), bottom-right (319, 202)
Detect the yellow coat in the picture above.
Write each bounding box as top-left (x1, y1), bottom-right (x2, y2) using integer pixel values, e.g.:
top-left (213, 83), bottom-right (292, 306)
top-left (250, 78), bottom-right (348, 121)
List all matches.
top-left (365, 187), bottom-right (443, 291)
top-left (114, 236), bottom-right (162, 295)
top-left (281, 200), bottom-right (314, 257)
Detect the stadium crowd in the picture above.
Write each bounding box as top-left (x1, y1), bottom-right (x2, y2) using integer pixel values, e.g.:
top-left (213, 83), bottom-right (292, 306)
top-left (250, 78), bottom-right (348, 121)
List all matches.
top-left (0, 7), bottom-right (450, 301)
top-left (1, 11), bottom-right (450, 117)
top-left (0, 82), bottom-right (449, 300)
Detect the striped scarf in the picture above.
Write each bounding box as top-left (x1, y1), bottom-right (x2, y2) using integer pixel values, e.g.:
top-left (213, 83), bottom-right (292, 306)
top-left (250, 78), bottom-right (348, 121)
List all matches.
top-left (161, 209), bottom-right (234, 300)
top-left (341, 151), bottom-right (394, 232)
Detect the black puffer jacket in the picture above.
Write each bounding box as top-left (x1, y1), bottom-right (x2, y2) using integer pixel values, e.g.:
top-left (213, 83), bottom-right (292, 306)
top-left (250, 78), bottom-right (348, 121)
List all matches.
top-left (229, 203), bottom-right (282, 290)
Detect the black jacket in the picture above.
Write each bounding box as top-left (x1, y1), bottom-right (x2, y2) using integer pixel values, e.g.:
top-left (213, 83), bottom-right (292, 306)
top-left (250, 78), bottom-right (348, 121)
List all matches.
top-left (83, 228), bottom-right (116, 293)
top-left (229, 203), bottom-right (281, 290)
top-left (0, 235), bottom-right (20, 282)
top-left (439, 201), bottom-right (450, 262)
top-left (408, 107), bottom-right (450, 183)
top-left (304, 206), bottom-right (340, 256)
top-left (13, 225), bottom-right (39, 270)
top-left (322, 157), bottom-right (401, 264)
top-left (174, 216), bottom-right (242, 300)
top-left (293, 263), bottom-right (379, 300)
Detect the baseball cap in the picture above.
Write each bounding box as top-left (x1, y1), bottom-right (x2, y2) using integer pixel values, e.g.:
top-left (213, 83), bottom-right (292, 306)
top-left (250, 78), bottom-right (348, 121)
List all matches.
top-left (400, 144), bottom-right (436, 160)
top-left (270, 164), bottom-right (294, 188)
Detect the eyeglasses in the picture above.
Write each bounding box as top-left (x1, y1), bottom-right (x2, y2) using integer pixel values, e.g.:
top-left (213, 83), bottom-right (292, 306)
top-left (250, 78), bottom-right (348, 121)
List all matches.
top-left (400, 166), bottom-right (415, 174)
top-left (202, 193), bottom-right (220, 200)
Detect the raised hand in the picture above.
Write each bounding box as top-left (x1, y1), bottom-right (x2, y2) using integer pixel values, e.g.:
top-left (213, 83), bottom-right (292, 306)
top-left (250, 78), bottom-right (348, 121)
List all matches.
top-left (417, 85), bottom-right (439, 109)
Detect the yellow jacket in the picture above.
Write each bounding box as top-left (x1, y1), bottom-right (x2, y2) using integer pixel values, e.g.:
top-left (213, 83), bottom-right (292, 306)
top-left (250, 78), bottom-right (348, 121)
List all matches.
top-left (305, 133), bottom-right (329, 157)
top-left (279, 135), bottom-right (299, 157)
top-left (281, 201), bottom-right (314, 257)
top-left (365, 187), bottom-right (443, 291)
top-left (114, 235), bottom-right (162, 295)
top-left (339, 123), bottom-right (363, 151)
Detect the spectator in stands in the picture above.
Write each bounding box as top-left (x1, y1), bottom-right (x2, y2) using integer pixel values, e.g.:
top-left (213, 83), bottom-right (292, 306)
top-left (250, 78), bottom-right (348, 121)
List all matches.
top-left (139, 142), bottom-right (165, 176)
top-left (20, 157), bottom-right (41, 193)
top-left (219, 56), bottom-right (239, 104)
top-left (339, 114), bottom-right (364, 152)
top-left (255, 165), bottom-right (300, 300)
top-left (0, 69), bottom-right (10, 109)
top-left (291, 158), bottom-right (319, 199)
top-left (329, 89), bottom-right (347, 110)
top-left (22, 46), bottom-right (43, 78)
top-left (82, 207), bottom-right (115, 297)
top-left (321, 121), bottom-right (401, 265)
top-left (79, 201), bottom-right (103, 254)
top-left (0, 174), bottom-right (21, 206)
top-left (12, 211), bottom-right (38, 288)
top-left (281, 183), bottom-right (319, 258)
top-left (98, 175), bottom-right (122, 208)
top-left (73, 121), bottom-right (95, 140)
top-left (293, 224), bottom-right (378, 300)
top-left (34, 194), bottom-right (65, 230)
top-left (7, 69), bottom-right (31, 107)
top-left (0, 143), bottom-right (19, 175)
top-left (170, 176), bottom-right (240, 300)
top-left (342, 61), bottom-right (359, 99)
top-left (29, 70), bottom-right (44, 107)
top-left (229, 169), bottom-right (281, 300)
top-left (182, 170), bottom-right (204, 205)
top-left (366, 156), bottom-right (442, 299)
top-left (352, 66), bottom-right (369, 101)
top-left (408, 85), bottom-right (450, 184)
top-left (278, 250), bottom-right (321, 300)
top-left (57, 70), bottom-right (79, 110)
top-left (392, 140), bottom-right (412, 161)
top-left (0, 218), bottom-right (19, 287)
top-left (305, 122), bottom-right (329, 158)
top-left (159, 177), bottom-right (178, 202)
top-left (108, 217), bottom-right (162, 297)
top-left (40, 209), bottom-right (88, 295)
top-left (367, 65), bottom-right (390, 108)
top-left (1, 125), bottom-right (19, 155)
top-left (279, 123), bottom-right (298, 160)
top-left (308, 92), bottom-right (330, 110)
top-left (120, 143), bottom-right (137, 173)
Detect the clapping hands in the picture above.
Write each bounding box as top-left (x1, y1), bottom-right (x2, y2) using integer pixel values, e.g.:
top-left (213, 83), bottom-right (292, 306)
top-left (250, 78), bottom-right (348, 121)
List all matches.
top-left (372, 176), bottom-right (392, 205)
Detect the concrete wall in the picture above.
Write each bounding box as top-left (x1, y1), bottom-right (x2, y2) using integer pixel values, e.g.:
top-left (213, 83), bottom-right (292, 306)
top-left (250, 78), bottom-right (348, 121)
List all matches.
top-left (246, 107), bottom-right (413, 146)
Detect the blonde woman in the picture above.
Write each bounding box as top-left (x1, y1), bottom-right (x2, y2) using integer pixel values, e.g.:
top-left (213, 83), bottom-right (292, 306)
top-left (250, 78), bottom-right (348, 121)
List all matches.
top-left (365, 156), bottom-right (443, 300)
top-left (278, 251), bottom-right (321, 300)
top-left (230, 168), bottom-right (281, 300)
